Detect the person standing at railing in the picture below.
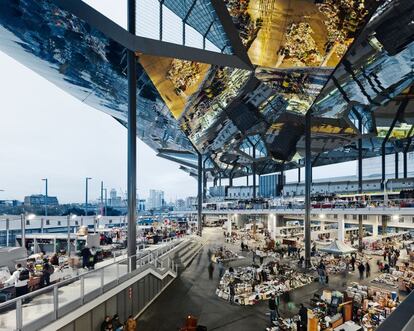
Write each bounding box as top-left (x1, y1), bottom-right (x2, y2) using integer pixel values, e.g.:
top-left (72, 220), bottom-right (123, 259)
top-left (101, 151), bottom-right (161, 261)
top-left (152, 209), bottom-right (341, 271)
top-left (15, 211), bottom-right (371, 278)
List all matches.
top-left (1, 263), bottom-right (29, 298)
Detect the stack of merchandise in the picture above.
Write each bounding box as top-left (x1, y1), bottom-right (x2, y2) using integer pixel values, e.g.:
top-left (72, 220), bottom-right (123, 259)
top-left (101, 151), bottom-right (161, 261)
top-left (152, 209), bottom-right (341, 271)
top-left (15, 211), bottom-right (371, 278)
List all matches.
top-left (371, 273), bottom-right (400, 288)
top-left (212, 246), bottom-right (242, 263)
top-left (216, 263), bottom-right (313, 305)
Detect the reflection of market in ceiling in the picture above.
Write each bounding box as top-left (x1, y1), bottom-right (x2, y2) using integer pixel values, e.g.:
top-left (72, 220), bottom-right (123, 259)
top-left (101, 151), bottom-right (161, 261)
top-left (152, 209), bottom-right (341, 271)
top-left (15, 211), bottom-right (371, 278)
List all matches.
top-left (0, 0), bottom-right (413, 179)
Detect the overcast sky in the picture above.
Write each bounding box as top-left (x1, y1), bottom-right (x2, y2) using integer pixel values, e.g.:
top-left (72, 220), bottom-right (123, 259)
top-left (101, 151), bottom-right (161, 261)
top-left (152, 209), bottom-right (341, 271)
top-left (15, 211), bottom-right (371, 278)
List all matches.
top-left (0, 0), bottom-right (357, 203)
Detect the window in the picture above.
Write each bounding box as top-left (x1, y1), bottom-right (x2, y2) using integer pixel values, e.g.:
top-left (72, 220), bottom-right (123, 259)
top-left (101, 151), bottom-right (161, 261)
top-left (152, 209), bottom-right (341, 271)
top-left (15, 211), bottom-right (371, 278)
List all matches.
top-left (75, 221), bottom-right (79, 225)
top-left (353, 215), bottom-right (357, 220)
top-left (333, 214), bottom-right (338, 219)
top-left (363, 215), bottom-right (368, 220)
top-left (26, 220), bottom-right (30, 225)
top-left (344, 215), bottom-right (348, 220)
top-left (46, 220), bottom-right (50, 225)
top-left (57, 221), bottom-right (61, 226)
top-left (109, 220), bottom-right (113, 224)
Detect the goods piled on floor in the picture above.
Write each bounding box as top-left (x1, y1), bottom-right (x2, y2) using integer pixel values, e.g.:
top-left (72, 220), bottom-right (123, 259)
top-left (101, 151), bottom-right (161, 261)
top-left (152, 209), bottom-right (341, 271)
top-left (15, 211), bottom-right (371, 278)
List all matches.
top-left (211, 246), bottom-right (243, 263)
top-left (269, 282), bottom-right (401, 331)
top-left (216, 262), bottom-right (313, 305)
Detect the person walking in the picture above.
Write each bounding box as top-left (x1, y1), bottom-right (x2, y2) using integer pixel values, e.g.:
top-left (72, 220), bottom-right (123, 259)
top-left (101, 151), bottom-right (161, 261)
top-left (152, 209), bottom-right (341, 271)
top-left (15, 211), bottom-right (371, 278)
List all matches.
top-left (111, 314), bottom-right (123, 331)
top-left (351, 255), bottom-right (356, 271)
top-left (298, 304), bottom-right (308, 331)
top-left (3, 263), bottom-right (29, 298)
top-left (365, 261), bottom-right (371, 278)
top-left (208, 262), bottom-right (214, 280)
top-left (218, 260), bottom-right (225, 279)
top-left (124, 315), bottom-right (136, 331)
top-left (268, 294), bottom-right (278, 326)
top-left (358, 262), bottom-right (365, 280)
top-left (229, 282), bottom-right (235, 305)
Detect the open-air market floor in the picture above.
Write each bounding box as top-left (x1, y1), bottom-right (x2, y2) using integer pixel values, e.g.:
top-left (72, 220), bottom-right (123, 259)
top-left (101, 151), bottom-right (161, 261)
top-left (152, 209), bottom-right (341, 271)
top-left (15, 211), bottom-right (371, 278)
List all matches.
top-left (138, 227), bottom-right (407, 331)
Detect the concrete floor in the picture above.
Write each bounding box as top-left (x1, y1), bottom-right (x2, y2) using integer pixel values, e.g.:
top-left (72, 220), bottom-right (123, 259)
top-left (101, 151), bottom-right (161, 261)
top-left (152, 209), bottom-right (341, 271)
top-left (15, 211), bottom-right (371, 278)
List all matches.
top-left (138, 228), bottom-right (401, 331)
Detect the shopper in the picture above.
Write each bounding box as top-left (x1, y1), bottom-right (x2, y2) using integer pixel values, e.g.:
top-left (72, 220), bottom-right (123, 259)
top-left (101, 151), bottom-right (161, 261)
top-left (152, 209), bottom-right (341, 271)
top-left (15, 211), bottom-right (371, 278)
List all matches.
top-left (2, 263), bottom-right (29, 298)
top-left (268, 294), bottom-right (278, 326)
top-left (101, 316), bottom-right (111, 331)
top-left (111, 314), bottom-right (123, 331)
top-left (365, 261), bottom-right (371, 278)
top-left (218, 260), bottom-right (225, 279)
top-left (124, 315), bottom-right (136, 331)
top-left (208, 262), bottom-right (214, 280)
top-left (358, 262), bottom-right (365, 280)
top-left (229, 282), bottom-right (235, 305)
top-left (298, 304), bottom-right (308, 331)
top-left (351, 256), bottom-right (356, 271)
top-left (42, 258), bottom-right (53, 287)
top-left (81, 244), bottom-right (91, 269)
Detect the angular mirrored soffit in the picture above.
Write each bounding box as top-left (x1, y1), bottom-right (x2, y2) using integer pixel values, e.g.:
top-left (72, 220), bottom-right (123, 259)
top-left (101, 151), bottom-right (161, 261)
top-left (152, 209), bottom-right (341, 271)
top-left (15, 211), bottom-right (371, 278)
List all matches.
top-left (0, 0), bottom-right (413, 179)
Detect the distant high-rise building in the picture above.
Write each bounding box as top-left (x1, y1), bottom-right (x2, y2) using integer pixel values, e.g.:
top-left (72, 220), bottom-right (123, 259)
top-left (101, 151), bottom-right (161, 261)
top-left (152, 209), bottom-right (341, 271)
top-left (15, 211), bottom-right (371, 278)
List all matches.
top-left (109, 189), bottom-right (123, 207)
top-left (185, 196), bottom-right (197, 210)
top-left (175, 198), bottom-right (186, 211)
top-left (147, 190), bottom-right (164, 210)
top-left (138, 199), bottom-right (146, 212)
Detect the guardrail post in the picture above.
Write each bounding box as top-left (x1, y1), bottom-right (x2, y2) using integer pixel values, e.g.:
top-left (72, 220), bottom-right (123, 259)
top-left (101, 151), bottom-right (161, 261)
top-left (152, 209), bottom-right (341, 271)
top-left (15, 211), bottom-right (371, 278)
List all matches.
top-left (16, 298), bottom-right (22, 330)
top-left (53, 285), bottom-right (59, 320)
top-left (100, 268), bottom-right (104, 293)
top-left (80, 275), bottom-right (85, 304)
top-left (116, 262), bottom-right (120, 284)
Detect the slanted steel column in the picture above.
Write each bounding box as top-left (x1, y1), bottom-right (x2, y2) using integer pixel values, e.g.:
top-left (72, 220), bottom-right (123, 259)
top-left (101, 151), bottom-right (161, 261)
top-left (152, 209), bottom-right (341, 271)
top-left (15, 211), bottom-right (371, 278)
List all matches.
top-left (304, 110), bottom-right (312, 269)
top-left (395, 152), bottom-right (399, 179)
top-left (197, 152), bottom-right (203, 236)
top-left (127, 0), bottom-right (137, 270)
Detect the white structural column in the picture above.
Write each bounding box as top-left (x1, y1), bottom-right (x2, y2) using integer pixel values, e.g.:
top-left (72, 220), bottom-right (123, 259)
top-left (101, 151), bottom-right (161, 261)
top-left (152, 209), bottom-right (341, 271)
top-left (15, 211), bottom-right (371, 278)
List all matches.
top-left (320, 221), bottom-right (326, 231)
top-left (338, 216), bottom-right (345, 242)
top-left (372, 216), bottom-right (379, 238)
top-left (228, 214), bottom-right (234, 234)
top-left (268, 214), bottom-right (277, 240)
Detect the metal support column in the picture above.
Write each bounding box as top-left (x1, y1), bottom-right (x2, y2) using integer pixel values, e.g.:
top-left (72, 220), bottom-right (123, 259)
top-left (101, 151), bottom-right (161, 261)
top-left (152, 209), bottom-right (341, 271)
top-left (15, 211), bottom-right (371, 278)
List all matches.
top-left (252, 146), bottom-right (256, 199)
top-left (403, 126), bottom-right (413, 178)
top-left (381, 98), bottom-right (408, 189)
top-left (358, 120), bottom-right (363, 194)
top-left (358, 215), bottom-right (363, 252)
top-left (403, 151), bottom-right (408, 179)
top-left (127, 0), bottom-right (137, 270)
top-left (395, 152), bottom-right (399, 179)
top-left (197, 152), bottom-right (203, 236)
top-left (298, 167), bottom-right (301, 183)
top-left (42, 178), bottom-right (48, 217)
top-left (202, 157), bottom-right (208, 202)
top-left (304, 110), bottom-right (312, 269)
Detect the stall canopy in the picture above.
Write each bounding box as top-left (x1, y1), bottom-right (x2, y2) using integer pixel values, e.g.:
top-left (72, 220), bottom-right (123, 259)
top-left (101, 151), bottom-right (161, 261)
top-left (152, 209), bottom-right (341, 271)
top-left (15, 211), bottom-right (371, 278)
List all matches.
top-left (319, 240), bottom-right (357, 255)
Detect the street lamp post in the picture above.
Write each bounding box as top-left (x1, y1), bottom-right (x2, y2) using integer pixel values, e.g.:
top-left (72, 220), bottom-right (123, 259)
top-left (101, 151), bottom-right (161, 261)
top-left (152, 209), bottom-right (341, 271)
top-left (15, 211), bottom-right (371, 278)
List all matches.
top-left (85, 177), bottom-right (92, 216)
top-left (20, 213), bottom-right (35, 251)
top-left (67, 214), bottom-right (77, 256)
top-left (42, 178), bottom-right (48, 217)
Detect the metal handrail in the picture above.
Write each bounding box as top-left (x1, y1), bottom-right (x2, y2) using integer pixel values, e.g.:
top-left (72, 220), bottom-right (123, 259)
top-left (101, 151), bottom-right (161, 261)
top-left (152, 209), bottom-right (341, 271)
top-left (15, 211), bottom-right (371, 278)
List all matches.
top-left (0, 238), bottom-right (182, 315)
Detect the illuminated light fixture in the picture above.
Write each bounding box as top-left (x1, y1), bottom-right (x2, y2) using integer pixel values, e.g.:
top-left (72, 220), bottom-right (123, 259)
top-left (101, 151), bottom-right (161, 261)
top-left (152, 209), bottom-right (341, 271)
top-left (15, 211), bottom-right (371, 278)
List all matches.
top-left (319, 214), bottom-right (325, 219)
top-left (392, 215), bottom-right (399, 221)
top-left (27, 213), bottom-right (36, 220)
top-left (71, 214), bottom-right (77, 220)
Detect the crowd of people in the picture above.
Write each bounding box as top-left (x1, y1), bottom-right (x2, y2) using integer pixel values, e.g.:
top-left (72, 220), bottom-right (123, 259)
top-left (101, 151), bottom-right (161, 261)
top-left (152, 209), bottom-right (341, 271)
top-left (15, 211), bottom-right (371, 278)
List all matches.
top-left (101, 314), bottom-right (137, 331)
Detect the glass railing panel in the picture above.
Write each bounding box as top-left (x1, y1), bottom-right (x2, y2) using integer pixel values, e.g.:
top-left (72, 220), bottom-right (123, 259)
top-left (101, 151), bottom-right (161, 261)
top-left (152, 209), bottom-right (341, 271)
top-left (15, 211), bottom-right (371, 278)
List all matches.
top-left (22, 287), bottom-right (54, 328)
top-left (0, 300), bottom-right (17, 331)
